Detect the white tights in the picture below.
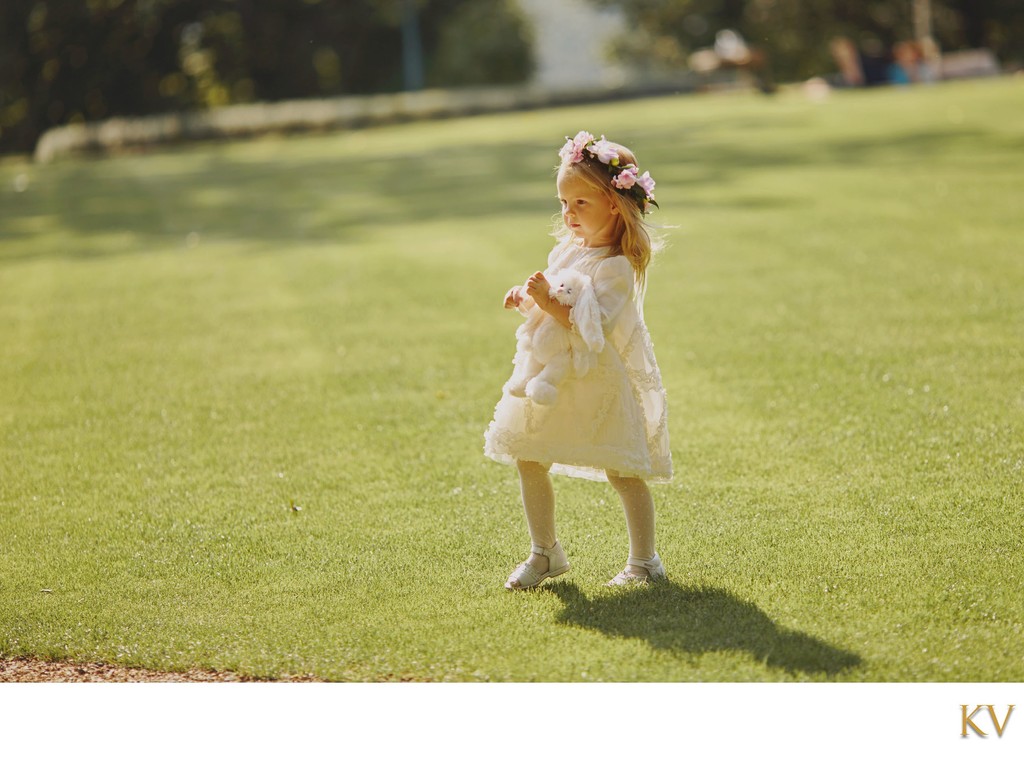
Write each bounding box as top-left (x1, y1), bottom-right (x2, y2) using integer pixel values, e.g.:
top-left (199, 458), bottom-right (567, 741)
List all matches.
top-left (515, 460), bottom-right (656, 573)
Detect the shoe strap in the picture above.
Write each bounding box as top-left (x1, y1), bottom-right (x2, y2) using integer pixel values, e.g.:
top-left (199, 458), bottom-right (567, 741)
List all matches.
top-left (531, 541), bottom-right (562, 559)
top-left (626, 553), bottom-right (661, 570)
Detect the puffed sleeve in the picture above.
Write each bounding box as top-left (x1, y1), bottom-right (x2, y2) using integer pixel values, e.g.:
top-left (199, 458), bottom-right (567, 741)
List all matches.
top-left (547, 245), bottom-right (561, 269)
top-left (546, 239), bottom-right (574, 270)
top-left (593, 255), bottom-right (634, 327)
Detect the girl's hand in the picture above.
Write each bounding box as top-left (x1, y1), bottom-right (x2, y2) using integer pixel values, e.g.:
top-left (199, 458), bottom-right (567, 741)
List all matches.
top-left (503, 286), bottom-right (523, 310)
top-left (525, 272), bottom-right (551, 308)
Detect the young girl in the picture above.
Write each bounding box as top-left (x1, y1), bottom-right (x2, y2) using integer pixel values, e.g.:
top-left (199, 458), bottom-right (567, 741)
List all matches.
top-left (484, 131), bottom-right (672, 590)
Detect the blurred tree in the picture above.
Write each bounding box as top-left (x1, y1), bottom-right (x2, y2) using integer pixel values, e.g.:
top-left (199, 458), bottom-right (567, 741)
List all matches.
top-left (427, 0), bottom-right (534, 87)
top-left (0, 0), bottom-right (533, 155)
top-left (940, 0), bottom-right (1024, 64)
top-left (228, 0), bottom-right (404, 101)
top-left (588, 0), bottom-right (1023, 83)
top-left (1, 0), bottom-right (202, 155)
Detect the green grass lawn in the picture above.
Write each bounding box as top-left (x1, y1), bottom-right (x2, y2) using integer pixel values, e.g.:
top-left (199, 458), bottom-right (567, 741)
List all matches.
top-left (1, 78), bottom-right (1022, 682)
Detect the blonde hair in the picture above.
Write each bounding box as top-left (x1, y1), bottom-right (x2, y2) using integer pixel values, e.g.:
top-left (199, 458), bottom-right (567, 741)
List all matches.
top-left (554, 140), bottom-right (663, 301)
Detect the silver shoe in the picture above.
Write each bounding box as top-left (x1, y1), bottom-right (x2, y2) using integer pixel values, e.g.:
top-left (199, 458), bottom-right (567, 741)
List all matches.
top-left (505, 541), bottom-right (570, 590)
top-left (606, 553), bottom-right (667, 586)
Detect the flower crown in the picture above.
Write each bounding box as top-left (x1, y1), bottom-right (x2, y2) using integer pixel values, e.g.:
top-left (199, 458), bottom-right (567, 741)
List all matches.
top-left (558, 131), bottom-right (658, 214)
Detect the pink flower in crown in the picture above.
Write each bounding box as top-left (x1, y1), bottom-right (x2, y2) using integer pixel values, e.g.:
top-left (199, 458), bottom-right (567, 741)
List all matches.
top-left (637, 170), bottom-right (656, 199)
top-left (587, 136), bottom-right (619, 165)
top-left (611, 164), bottom-right (638, 190)
top-left (559, 130), bottom-right (595, 164)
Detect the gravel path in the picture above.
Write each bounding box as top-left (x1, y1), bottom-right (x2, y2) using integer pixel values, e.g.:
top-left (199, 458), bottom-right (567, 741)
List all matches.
top-left (0, 657), bottom-right (318, 682)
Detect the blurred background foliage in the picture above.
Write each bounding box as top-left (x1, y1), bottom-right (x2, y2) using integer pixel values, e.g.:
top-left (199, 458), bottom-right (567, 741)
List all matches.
top-left (591, 0), bottom-right (1024, 83)
top-left (1, 0), bottom-right (1021, 156)
top-left (0, 0), bottom-right (533, 154)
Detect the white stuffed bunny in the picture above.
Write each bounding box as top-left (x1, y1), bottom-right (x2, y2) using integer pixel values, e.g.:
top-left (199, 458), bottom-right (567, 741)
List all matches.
top-left (505, 268), bottom-right (605, 405)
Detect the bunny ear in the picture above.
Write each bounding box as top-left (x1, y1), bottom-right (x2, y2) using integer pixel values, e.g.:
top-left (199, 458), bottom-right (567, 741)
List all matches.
top-left (570, 334), bottom-right (597, 378)
top-left (572, 279), bottom-right (605, 354)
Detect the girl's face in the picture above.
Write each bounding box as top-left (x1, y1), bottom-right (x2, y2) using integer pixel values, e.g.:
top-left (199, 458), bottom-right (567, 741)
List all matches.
top-left (557, 172), bottom-right (620, 248)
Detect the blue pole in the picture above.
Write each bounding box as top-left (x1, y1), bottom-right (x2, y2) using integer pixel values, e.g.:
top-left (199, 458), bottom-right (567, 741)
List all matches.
top-left (402, 0), bottom-right (425, 91)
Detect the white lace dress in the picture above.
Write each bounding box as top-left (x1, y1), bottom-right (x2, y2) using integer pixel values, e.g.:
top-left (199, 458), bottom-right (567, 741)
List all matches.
top-left (484, 240), bottom-right (673, 483)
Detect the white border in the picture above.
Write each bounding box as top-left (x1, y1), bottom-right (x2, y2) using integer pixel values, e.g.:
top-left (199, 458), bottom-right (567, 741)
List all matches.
top-left (3, 682), bottom-right (1022, 758)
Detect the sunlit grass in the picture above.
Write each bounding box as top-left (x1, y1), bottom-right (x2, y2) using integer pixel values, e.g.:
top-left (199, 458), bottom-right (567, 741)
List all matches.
top-left (1, 77), bottom-right (1022, 681)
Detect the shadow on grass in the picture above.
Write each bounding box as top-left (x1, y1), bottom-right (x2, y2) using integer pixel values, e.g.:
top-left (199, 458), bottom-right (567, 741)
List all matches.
top-left (3, 119), bottom-right (998, 266)
top-left (0, 142), bottom-right (551, 264)
top-left (542, 580), bottom-right (862, 677)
